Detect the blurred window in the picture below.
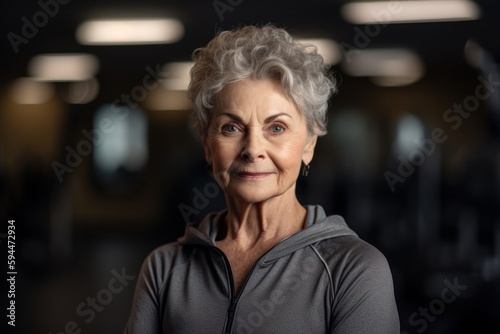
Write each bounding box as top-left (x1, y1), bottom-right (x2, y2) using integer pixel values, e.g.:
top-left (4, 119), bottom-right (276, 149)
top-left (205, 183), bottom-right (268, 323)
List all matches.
top-left (93, 104), bottom-right (148, 191)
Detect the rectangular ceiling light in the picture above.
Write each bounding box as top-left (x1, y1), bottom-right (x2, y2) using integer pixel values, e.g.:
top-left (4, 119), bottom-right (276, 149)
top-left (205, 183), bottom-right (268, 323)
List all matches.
top-left (341, 48), bottom-right (425, 86)
top-left (296, 38), bottom-right (342, 65)
top-left (161, 61), bottom-right (194, 91)
top-left (76, 18), bottom-right (184, 45)
top-left (342, 0), bottom-right (481, 24)
top-left (10, 78), bottom-right (55, 104)
top-left (28, 53), bottom-right (99, 82)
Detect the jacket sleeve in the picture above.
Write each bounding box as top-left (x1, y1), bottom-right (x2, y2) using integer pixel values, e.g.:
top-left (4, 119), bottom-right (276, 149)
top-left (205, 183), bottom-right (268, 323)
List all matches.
top-left (329, 238), bottom-right (400, 334)
top-left (123, 249), bottom-right (165, 334)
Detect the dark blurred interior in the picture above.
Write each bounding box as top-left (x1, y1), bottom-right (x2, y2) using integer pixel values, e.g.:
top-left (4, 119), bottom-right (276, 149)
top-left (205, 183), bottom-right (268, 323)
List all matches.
top-left (1, 0), bottom-right (500, 333)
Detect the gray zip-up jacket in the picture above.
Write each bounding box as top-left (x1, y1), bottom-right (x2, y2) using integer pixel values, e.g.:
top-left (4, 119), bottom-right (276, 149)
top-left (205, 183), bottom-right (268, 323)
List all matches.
top-left (124, 205), bottom-right (400, 333)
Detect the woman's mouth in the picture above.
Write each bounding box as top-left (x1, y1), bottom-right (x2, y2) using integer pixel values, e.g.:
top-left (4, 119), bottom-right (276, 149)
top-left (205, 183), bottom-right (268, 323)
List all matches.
top-left (234, 171), bottom-right (273, 179)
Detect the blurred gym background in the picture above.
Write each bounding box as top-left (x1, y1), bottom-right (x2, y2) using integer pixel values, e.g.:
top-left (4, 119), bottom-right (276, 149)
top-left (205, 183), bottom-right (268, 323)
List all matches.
top-left (1, 0), bottom-right (499, 333)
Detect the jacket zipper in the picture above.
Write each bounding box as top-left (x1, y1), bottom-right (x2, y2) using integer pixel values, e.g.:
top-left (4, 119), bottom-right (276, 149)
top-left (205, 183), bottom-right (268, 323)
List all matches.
top-left (225, 295), bottom-right (237, 334)
top-left (212, 236), bottom-right (293, 333)
top-left (213, 248), bottom-right (238, 334)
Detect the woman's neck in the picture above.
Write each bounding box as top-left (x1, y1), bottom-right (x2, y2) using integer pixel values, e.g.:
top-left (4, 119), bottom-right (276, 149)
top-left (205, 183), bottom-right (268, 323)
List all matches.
top-left (218, 191), bottom-right (307, 250)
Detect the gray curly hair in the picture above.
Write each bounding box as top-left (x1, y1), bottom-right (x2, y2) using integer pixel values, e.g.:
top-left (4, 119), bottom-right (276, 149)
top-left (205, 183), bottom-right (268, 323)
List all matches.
top-left (187, 25), bottom-right (337, 136)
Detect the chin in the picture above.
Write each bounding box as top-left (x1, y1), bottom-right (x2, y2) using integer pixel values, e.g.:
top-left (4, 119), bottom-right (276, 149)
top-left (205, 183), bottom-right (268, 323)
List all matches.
top-left (226, 184), bottom-right (286, 204)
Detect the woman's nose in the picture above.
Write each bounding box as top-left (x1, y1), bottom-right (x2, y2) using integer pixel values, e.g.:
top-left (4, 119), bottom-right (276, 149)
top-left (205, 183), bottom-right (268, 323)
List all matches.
top-left (241, 130), bottom-right (266, 162)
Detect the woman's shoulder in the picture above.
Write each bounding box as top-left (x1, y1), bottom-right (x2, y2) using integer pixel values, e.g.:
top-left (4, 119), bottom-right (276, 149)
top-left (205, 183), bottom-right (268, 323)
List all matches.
top-left (147, 240), bottom-right (180, 256)
top-left (312, 226), bottom-right (400, 332)
top-left (313, 232), bottom-right (391, 276)
top-left (134, 240), bottom-right (202, 293)
top-left (307, 208), bottom-right (387, 267)
top-left (144, 240), bottom-right (189, 264)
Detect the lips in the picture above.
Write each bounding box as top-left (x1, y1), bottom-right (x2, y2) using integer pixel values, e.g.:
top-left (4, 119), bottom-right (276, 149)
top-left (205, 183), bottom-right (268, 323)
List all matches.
top-left (233, 171), bottom-right (273, 179)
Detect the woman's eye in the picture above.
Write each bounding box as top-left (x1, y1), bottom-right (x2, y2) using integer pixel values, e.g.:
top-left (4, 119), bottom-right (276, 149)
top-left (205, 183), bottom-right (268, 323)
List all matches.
top-left (270, 125), bottom-right (285, 133)
top-left (222, 124), bottom-right (238, 133)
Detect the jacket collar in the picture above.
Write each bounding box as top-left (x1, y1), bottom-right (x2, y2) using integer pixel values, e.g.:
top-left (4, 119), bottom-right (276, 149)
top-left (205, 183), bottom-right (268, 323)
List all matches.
top-left (178, 205), bottom-right (357, 262)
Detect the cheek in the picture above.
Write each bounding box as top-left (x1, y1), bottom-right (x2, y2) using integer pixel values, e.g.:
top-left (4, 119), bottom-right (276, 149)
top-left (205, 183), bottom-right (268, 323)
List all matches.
top-left (209, 139), bottom-right (238, 169)
top-left (271, 140), bottom-right (306, 170)
top-left (208, 144), bottom-right (231, 185)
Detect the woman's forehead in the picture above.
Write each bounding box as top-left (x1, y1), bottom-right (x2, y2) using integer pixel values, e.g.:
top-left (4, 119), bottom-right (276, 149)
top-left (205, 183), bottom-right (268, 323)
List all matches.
top-left (214, 79), bottom-right (299, 114)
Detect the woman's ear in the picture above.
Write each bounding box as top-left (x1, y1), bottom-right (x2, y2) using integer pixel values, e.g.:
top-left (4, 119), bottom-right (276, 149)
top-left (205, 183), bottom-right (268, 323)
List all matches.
top-left (302, 135), bottom-right (318, 165)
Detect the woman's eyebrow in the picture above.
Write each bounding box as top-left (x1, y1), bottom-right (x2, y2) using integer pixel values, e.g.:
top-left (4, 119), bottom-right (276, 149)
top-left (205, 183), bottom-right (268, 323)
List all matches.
top-left (264, 113), bottom-right (292, 123)
top-left (215, 112), bottom-right (292, 123)
top-left (216, 112), bottom-right (243, 122)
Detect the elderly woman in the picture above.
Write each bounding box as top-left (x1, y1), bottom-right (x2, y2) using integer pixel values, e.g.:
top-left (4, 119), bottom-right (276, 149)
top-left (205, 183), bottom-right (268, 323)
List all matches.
top-left (125, 25), bottom-right (399, 333)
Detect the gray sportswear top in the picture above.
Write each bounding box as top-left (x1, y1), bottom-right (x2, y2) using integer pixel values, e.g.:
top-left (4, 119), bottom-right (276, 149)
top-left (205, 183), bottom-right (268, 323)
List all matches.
top-left (124, 205), bottom-right (400, 333)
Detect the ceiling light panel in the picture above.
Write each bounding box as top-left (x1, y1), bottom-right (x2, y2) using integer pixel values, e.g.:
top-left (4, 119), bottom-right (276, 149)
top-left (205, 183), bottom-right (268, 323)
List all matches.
top-left (28, 53), bottom-right (99, 82)
top-left (161, 62), bottom-right (194, 91)
top-left (342, 48), bottom-right (425, 86)
top-left (76, 18), bottom-right (184, 45)
top-left (296, 38), bottom-right (342, 65)
top-left (342, 0), bottom-right (481, 24)
top-left (10, 78), bottom-right (55, 104)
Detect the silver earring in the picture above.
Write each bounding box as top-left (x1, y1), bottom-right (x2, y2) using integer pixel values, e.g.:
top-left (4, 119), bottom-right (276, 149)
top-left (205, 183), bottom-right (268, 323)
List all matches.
top-left (302, 163), bottom-right (310, 176)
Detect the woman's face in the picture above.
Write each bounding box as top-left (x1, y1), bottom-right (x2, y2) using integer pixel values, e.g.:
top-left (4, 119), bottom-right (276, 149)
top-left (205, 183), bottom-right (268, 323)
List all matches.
top-left (204, 78), bottom-right (317, 203)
